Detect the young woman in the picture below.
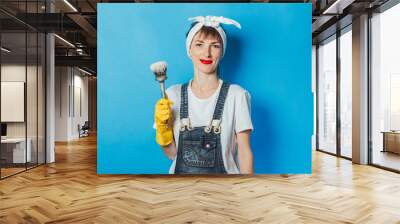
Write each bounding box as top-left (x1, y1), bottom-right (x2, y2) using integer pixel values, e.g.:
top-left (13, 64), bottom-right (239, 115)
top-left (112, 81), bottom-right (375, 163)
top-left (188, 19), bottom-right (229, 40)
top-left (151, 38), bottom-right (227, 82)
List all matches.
top-left (154, 16), bottom-right (253, 174)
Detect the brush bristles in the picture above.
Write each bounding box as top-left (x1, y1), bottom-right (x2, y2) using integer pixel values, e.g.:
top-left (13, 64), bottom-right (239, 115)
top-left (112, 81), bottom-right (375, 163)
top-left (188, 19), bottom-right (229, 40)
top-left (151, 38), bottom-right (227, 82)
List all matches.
top-left (150, 61), bottom-right (167, 74)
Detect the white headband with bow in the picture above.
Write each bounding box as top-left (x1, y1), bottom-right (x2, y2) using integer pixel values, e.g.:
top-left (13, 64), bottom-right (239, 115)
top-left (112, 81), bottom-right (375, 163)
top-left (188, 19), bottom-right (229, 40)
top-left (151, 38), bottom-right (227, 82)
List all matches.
top-left (186, 16), bottom-right (241, 58)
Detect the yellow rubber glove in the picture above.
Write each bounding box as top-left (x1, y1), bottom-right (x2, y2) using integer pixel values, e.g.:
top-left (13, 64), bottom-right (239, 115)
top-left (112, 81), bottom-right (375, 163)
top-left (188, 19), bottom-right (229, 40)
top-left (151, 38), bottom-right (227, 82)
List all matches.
top-left (155, 98), bottom-right (174, 146)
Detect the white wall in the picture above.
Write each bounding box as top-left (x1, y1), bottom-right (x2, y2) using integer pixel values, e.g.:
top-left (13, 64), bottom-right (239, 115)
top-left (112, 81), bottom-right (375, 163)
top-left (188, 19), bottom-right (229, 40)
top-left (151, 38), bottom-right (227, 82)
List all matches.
top-left (72, 73), bottom-right (89, 138)
top-left (55, 67), bottom-right (89, 141)
top-left (55, 66), bottom-right (70, 141)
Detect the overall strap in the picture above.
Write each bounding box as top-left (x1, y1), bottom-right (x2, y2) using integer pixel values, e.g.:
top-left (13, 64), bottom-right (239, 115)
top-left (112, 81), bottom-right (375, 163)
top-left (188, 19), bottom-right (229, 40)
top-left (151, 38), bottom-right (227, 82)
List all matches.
top-left (205, 81), bottom-right (230, 134)
top-left (212, 81), bottom-right (230, 120)
top-left (180, 83), bottom-right (189, 119)
top-left (179, 83), bottom-right (191, 131)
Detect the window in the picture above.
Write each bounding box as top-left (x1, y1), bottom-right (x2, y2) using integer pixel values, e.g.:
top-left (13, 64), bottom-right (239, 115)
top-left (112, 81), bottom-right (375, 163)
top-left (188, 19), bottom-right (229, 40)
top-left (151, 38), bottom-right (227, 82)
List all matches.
top-left (339, 27), bottom-right (352, 158)
top-left (371, 2), bottom-right (400, 171)
top-left (317, 35), bottom-right (337, 154)
top-left (0, 1), bottom-right (47, 179)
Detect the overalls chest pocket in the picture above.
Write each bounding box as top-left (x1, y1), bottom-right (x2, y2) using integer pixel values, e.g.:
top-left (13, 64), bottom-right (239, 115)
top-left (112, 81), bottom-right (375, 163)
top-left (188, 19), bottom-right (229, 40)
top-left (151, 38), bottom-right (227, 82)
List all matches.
top-left (182, 135), bottom-right (217, 168)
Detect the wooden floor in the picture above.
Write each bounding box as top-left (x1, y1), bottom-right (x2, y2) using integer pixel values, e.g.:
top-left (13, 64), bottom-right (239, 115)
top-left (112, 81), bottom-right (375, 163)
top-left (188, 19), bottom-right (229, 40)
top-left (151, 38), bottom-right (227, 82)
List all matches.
top-left (1, 135), bottom-right (400, 224)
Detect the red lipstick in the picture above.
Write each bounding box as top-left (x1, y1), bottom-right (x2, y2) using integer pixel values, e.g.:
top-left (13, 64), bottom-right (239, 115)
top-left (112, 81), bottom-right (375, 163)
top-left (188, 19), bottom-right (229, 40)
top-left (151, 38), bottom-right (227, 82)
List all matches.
top-left (200, 59), bottom-right (213, 64)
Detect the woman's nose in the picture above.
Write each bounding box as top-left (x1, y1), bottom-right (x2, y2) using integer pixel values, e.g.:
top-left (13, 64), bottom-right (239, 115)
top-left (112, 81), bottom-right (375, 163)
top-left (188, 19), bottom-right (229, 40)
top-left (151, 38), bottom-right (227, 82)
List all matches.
top-left (205, 46), bottom-right (212, 58)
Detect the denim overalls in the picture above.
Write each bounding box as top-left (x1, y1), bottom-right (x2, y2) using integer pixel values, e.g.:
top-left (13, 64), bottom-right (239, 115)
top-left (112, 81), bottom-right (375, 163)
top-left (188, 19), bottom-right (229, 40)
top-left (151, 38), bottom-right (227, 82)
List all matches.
top-left (174, 81), bottom-right (230, 174)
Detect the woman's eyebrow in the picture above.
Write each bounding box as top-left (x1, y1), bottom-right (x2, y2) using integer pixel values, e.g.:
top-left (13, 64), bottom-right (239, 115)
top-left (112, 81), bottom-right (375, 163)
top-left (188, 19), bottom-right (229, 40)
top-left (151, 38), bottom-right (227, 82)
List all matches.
top-left (195, 40), bottom-right (220, 44)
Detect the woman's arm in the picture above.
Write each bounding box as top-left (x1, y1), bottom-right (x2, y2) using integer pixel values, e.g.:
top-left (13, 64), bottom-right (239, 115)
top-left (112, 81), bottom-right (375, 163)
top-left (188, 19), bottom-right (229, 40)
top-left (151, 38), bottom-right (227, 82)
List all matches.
top-left (236, 130), bottom-right (254, 174)
top-left (161, 140), bottom-right (177, 160)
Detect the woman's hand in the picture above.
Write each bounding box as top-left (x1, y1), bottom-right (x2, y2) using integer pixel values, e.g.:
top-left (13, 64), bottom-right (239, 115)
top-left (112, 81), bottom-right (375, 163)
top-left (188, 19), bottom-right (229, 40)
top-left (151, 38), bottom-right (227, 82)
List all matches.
top-left (154, 98), bottom-right (174, 146)
top-left (155, 98), bottom-right (173, 124)
top-left (236, 130), bottom-right (254, 174)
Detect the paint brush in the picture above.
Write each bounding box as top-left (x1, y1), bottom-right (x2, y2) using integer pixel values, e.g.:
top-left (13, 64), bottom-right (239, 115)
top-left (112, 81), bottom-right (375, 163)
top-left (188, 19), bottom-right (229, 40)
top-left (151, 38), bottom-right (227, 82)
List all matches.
top-left (150, 61), bottom-right (168, 98)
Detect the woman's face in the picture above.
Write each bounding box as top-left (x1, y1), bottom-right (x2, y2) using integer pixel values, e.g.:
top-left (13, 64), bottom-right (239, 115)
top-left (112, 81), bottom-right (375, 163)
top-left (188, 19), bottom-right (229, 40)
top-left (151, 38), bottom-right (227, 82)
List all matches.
top-left (189, 32), bottom-right (223, 75)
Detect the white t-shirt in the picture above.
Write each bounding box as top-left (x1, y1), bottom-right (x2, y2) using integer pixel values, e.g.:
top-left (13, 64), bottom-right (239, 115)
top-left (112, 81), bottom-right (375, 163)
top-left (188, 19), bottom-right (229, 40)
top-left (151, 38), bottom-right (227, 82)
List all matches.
top-left (164, 79), bottom-right (253, 174)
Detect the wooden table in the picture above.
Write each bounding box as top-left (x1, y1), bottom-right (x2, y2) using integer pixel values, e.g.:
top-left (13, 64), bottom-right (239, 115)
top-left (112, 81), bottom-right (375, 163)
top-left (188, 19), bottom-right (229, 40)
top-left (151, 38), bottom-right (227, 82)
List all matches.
top-left (1, 138), bottom-right (32, 164)
top-left (381, 131), bottom-right (400, 154)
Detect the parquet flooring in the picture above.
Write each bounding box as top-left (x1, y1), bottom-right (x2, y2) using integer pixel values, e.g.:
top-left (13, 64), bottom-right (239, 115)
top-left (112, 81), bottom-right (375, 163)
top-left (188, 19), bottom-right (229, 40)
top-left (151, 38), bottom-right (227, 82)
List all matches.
top-left (1, 134), bottom-right (400, 223)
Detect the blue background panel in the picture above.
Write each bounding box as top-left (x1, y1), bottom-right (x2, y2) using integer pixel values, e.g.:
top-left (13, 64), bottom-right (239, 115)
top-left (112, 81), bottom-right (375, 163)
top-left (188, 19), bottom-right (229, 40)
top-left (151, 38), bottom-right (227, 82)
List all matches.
top-left (98, 3), bottom-right (313, 174)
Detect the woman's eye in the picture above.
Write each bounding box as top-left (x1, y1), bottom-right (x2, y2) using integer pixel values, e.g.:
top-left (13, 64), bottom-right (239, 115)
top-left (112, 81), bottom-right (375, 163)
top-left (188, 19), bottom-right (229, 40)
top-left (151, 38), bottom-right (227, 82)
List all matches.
top-left (213, 45), bottom-right (221, 49)
top-left (195, 43), bottom-right (202, 47)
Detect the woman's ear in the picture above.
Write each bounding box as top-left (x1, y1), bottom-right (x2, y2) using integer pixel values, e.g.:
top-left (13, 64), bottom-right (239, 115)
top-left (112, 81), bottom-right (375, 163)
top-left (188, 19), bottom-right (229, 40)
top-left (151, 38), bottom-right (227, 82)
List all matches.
top-left (188, 48), bottom-right (192, 58)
